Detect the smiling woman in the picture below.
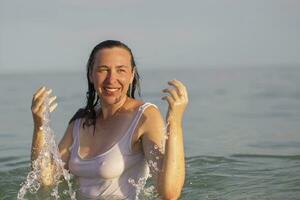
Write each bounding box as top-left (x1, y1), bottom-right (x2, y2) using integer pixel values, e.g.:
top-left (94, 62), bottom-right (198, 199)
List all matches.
top-left (30, 40), bottom-right (189, 200)
top-left (90, 47), bottom-right (135, 108)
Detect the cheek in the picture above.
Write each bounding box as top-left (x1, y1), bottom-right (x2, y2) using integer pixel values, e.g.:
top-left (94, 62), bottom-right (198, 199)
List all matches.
top-left (92, 73), bottom-right (105, 84)
top-left (120, 75), bottom-right (133, 87)
top-left (119, 76), bottom-right (129, 83)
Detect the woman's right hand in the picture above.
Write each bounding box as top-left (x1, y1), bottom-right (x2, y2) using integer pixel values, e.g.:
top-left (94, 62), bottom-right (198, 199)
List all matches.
top-left (31, 86), bottom-right (57, 128)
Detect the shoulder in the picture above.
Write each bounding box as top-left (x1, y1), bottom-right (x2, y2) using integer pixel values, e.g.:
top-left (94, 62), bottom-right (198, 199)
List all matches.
top-left (64, 108), bottom-right (85, 140)
top-left (62, 119), bottom-right (76, 142)
top-left (68, 108), bottom-right (86, 124)
top-left (142, 103), bottom-right (162, 119)
top-left (140, 103), bottom-right (165, 135)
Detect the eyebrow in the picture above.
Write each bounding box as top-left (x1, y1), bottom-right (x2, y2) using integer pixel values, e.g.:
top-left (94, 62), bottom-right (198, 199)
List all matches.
top-left (96, 65), bottom-right (130, 69)
top-left (116, 65), bottom-right (129, 69)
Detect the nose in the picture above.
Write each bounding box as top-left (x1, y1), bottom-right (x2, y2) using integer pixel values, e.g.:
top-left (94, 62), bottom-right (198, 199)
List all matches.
top-left (105, 70), bottom-right (117, 84)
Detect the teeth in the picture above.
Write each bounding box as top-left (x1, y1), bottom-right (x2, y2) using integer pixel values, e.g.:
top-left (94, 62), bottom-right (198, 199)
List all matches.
top-left (105, 88), bottom-right (118, 92)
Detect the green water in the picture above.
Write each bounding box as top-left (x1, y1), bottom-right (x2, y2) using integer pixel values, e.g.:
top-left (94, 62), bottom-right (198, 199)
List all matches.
top-left (1, 155), bottom-right (299, 199)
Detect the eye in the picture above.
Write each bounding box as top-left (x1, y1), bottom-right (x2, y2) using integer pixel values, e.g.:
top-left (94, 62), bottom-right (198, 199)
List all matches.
top-left (117, 68), bottom-right (126, 73)
top-left (97, 67), bottom-right (108, 73)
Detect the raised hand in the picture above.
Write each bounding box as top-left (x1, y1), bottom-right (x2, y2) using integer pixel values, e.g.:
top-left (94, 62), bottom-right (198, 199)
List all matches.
top-left (162, 79), bottom-right (188, 123)
top-left (31, 86), bottom-right (57, 127)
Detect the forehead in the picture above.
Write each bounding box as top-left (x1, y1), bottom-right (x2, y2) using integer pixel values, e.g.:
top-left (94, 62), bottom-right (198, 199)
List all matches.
top-left (95, 47), bottom-right (131, 66)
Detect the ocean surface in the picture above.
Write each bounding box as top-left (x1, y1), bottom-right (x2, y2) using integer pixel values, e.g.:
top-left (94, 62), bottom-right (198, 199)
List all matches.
top-left (0, 67), bottom-right (300, 199)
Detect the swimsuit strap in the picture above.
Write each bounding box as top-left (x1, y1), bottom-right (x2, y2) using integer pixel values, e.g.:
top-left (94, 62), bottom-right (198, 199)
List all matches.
top-left (126, 102), bottom-right (158, 152)
top-left (130, 102), bottom-right (157, 132)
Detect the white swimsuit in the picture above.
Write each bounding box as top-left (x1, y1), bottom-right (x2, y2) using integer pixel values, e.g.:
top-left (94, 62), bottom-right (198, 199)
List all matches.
top-left (68, 103), bottom-right (156, 199)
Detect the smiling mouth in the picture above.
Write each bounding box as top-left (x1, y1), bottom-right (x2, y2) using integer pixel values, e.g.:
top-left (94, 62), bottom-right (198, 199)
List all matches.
top-left (104, 87), bottom-right (120, 93)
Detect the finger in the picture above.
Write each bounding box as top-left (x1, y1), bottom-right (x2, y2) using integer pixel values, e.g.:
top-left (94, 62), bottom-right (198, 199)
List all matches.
top-left (49, 103), bottom-right (58, 113)
top-left (33, 86), bottom-right (46, 101)
top-left (48, 95), bottom-right (57, 105)
top-left (168, 79), bottom-right (183, 88)
top-left (162, 88), bottom-right (179, 100)
top-left (32, 88), bottom-right (49, 105)
top-left (162, 96), bottom-right (174, 106)
top-left (46, 88), bottom-right (53, 96)
top-left (168, 80), bottom-right (186, 97)
top-left (32, 91), bottom-right (49, 112)
top-left (32, 89), bottom-right (53, 113)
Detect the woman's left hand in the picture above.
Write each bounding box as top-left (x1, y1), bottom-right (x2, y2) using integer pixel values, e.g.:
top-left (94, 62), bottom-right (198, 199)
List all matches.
top-left (162, 79), bottom-right (189, 123)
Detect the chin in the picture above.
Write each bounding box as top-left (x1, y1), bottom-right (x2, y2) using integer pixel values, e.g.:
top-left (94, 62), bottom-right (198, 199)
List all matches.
top-left (101, 95), bottom-right (124, 105)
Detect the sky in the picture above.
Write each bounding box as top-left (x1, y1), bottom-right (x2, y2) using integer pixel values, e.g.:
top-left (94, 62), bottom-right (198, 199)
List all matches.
top-left (1, 0), bottom-right (300, 73)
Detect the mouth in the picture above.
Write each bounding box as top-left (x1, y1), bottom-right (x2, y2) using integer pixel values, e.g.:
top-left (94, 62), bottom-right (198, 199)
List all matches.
top-left (103, 86), bottom-right (120, 94)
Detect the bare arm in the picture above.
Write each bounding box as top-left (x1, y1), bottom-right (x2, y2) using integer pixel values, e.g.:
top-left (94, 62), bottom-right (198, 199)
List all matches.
top-left (142, 80), bottom-right (188, 200)
top-left (31, 86), bottom-right (73, 186)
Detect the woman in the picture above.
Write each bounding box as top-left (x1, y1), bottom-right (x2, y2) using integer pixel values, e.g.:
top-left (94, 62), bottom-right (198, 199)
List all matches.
top-left (31, 40), bottom-right (188, 199)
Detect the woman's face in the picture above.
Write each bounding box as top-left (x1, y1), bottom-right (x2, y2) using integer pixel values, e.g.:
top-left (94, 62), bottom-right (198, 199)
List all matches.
top-left (90, 47), bottom-right (134, 106)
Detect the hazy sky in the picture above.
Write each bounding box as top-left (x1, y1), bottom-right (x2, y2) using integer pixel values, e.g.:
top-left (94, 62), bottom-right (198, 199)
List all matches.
top-left (1, 0), bottom-right (300, 73)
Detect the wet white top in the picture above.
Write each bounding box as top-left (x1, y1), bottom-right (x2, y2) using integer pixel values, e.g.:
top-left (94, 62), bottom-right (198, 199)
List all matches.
top-left (69, 103), bottom-right (156, 199)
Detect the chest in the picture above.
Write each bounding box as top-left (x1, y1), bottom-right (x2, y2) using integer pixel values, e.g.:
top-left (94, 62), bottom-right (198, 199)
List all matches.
top-left (69, 142), bottom-right (145, 179)
top-left (78, 112), bottom-right (143, 159)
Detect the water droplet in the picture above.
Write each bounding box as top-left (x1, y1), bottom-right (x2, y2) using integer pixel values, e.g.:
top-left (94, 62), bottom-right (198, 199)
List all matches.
top-left (18, 96), bottom-right (76, 200)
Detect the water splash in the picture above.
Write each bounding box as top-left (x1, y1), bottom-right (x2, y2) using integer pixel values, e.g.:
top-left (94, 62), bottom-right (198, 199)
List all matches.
top-left (128, 121), bottom-right (171, 200)
top-left (128, 175), bottom-right (149, 200)
top-left (18, 95), bottom-right (76, 200)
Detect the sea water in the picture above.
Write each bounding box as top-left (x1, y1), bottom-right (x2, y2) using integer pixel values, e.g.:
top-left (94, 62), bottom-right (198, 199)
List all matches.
top-left (0, 67), bottom-right (300, 199)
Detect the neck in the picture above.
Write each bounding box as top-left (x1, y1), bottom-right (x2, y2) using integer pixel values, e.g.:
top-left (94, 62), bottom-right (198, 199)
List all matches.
top-left (100, 96), bottom-right (128, 120)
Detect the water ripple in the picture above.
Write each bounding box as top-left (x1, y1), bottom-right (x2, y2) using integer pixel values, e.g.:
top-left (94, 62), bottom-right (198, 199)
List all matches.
top-left (1, 155), bottom-right (300, 199)
top-left (231, 153), bottom-right (300, 160)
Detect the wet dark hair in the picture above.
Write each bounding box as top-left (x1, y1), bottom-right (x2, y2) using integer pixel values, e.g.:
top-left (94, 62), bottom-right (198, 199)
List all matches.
top-left (69, 40), bottom-right (141, 129)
